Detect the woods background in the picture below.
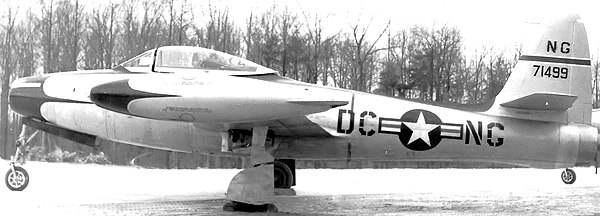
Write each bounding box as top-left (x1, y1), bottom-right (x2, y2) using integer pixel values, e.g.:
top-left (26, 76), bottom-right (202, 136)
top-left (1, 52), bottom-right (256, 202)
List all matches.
top-left (0, 0), bottom-right (599, 168)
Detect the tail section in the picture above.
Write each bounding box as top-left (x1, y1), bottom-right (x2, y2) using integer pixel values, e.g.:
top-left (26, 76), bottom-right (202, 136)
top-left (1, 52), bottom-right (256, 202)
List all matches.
top-left (489, 14), bottom-right (591, 124)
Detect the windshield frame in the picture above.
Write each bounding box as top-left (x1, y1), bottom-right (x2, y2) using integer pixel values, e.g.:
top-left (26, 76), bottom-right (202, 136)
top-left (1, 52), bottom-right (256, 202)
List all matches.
top-left (152, 46), bottom-right (277, 76)
top-left (118, 49), bottom-right (157, 73)
top-left (117, 46), bottom-right (278, 76)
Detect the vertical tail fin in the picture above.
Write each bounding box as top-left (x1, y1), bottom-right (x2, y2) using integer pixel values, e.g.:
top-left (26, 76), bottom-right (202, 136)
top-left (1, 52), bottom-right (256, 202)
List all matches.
top-left (489, 14), bottom-right (591, 124)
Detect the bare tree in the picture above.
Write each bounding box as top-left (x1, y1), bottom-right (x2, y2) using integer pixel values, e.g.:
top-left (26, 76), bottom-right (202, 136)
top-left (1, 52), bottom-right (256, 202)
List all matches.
top-left (0, 6), bottom-right (18, 158)
top-left (256, 5), bottom-right (280, 68)
top-left (410, 25), bottom-right (463, 102)
top-left (593, 54), bottom-right (600, 108)
top-left (54, 0), bottom-right (83, 71)
top-left (349, 19), bottom-right (389, 91)
top-left (467, 48), bottom-right (487, 103)
top-left (243, 12), bottom-right (254, 59)
top-left (377, 28), bottom-right (414, 97)
top-left (485, 49), bottom-right (513, 100)
top-left (15, 9), bottom-right (39, 78)
top-left (164, 0), bottom-right (192, 46)
top-left (279, 7), bottom-right (298, 77)
top-left (40, 0), bottom-right (55, 73)
top-left (194, 4), bottom-right (241, 55)
top-left (286, 31), bottom-right (307, 81)
top-left (451, 58), bottom-right (467, 103)
top-left (84, 3), bottom-right (118, 69)
top-left (330, 36), bottom-right (353, 89)
top-left (301, 13), bottom-right (338, 84)
top-left (121, 0), bottom-right (164, 59)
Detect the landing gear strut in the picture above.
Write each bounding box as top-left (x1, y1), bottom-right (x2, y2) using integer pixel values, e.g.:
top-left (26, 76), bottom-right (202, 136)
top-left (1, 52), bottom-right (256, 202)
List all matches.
top-left (561, 168), bottom-right (576, 184)
top-left (223, 126), bottom-right (278, 212)
top-left (5, 125), bottom-right (37, 191)
top-left (5, 141), bottom-right (29, 191)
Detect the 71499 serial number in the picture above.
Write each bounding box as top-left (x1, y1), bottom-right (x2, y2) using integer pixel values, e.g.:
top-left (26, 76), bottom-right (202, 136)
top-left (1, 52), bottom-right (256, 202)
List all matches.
top-left (533, 65), bottom-right (568, 79)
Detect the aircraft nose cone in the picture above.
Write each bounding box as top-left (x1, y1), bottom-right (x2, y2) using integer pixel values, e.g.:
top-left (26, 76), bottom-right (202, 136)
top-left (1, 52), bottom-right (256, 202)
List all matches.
top-left (9, 76), bottom-right (49, 120)
top-left (90, 79), bottom-right (174, 116)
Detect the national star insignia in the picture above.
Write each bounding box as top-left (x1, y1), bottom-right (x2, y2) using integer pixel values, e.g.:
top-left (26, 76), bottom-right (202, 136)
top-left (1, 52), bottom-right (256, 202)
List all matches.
top-left (403, 111), bottom-right (439, 146)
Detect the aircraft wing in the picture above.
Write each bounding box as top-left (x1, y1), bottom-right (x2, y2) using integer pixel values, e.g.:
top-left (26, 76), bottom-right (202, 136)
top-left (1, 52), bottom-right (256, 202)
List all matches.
top-left (286, 99), bottom-right (348, 108)
top-left (191, 115), bottom-right (335, 139)
top-left (88, 73), bottom-right (350, 138)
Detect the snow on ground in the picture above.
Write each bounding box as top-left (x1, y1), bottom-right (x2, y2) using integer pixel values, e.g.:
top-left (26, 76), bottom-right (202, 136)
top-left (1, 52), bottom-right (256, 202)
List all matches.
top-left (294, 168), bottom-right (600, 196)
top-left (0, 159), bottom-right (599, 215)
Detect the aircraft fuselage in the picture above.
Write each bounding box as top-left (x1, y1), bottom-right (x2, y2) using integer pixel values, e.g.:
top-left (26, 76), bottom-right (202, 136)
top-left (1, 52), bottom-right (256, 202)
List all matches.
top-left (9, 72), bottom-right (598, 169)
top-left (277, 91), bottom-right (598, 169)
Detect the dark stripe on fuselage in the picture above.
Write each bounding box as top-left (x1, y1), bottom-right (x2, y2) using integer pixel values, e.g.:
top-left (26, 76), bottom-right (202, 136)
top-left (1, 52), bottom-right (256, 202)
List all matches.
top-left (90, 79), bottom-right (176, 116)
top-left (10, 88), bottom-right (91, 121)
top-left (519, 55), bottom-right (591, 66)
top-left (9, 74), bottom-right (94, 121)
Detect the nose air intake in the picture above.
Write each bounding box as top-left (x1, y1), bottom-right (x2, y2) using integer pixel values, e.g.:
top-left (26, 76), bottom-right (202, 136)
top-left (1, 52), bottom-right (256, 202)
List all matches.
top-left (9, 76), bottom-right (51, 120)
top-left (90, 79), bottom-right (175, 116)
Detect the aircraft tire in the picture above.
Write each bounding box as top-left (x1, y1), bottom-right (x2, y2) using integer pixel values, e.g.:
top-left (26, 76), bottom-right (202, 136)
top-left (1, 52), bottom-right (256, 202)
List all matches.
top-left (223, 201), bottom-right (278, 212)
top-left (5, 166), bottom-right (29, 191)
top-left (269, 161), bottom-right (294, 189)
top-left (561, 168), bottom-right (576, 185)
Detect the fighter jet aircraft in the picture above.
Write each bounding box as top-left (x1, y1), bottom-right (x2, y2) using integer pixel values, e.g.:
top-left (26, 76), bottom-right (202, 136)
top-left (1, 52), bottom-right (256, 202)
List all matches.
top-left (7, 14), bottom-right (600, 212)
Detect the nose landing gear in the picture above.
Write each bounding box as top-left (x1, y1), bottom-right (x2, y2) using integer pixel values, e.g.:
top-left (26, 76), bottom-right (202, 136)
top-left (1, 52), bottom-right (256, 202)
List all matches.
top-left (5, 126), bottom-right (36, 191)
top-left (561, 168), bottom-right (576, 185)
top-left (5, 145), bottom-right (29, 191)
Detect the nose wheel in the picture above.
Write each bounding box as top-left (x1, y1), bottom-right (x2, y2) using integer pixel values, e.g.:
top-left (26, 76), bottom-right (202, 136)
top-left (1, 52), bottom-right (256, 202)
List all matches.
top-left (5, 166), bottom-right (29, 191)
top-left (561, 168), bottom-right (576, 185)
top-left (6, 137), bottom-right (30, 191)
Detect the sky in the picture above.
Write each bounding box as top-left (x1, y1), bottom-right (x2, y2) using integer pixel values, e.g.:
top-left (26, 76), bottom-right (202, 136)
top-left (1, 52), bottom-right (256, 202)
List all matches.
top-left (2, 0), bottom-right (600, 58)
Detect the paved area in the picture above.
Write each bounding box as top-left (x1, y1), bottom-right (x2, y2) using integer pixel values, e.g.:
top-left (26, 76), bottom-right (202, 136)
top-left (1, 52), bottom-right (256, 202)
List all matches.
top-left (6, 189), bottom-right (600, 216)
top-left (1, 161), bottom-right (600, 215)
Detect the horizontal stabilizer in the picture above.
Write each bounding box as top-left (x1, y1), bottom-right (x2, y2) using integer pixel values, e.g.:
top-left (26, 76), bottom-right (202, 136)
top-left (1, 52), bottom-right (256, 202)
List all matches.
top-left (287, 99), bottom-right (348, 108)
top-left (500, 92), bottom-right (577, 110)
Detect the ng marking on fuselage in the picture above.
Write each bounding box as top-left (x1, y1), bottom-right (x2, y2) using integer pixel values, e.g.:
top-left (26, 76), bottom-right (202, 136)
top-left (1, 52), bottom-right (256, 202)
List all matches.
top-left (337, 109), bottom-right (505, 151)
top-left (487, 123), bottom-right (504, 147)
top-left (465, 120), bottom-right (482, 145)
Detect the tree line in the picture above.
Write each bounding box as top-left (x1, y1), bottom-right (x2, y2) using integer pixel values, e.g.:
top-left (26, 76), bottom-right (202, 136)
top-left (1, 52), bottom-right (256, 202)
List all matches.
top-left (1, 0), bottom-right (600, 158)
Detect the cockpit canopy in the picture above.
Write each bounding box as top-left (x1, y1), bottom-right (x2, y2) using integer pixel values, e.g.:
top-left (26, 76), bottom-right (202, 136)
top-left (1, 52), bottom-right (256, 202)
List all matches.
top-left (118, 46), bottom-right (276, 76)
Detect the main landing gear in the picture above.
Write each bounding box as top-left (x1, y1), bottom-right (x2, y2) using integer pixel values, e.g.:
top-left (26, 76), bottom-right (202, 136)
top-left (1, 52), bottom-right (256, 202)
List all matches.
top-left (272, 160), bottom-right (294, 189)
top-left (561, 168), bottom-right (576, 185)
top-left (222, 126), bottom-right (290, 213)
